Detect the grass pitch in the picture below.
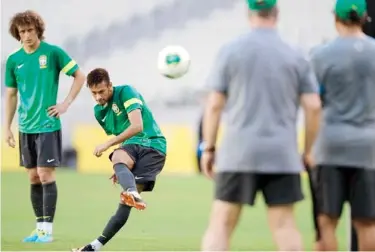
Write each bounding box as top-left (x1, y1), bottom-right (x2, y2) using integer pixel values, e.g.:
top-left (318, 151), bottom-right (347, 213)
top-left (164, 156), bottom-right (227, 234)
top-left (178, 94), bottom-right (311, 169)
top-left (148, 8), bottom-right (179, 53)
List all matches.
top-left (2, 170), bottom-right (349, 251)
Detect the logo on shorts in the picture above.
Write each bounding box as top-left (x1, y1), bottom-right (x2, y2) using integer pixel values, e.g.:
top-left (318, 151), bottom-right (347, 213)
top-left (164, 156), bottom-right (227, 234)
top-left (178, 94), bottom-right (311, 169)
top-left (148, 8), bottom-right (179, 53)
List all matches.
top-left (135, 176), bottom-right (144, 180)
top-left (39, 55), bottom-right (47, 69)
top-left (112, 103), bottom-right (122, 116)
top-left (47, 159), bottom-right (55, 163)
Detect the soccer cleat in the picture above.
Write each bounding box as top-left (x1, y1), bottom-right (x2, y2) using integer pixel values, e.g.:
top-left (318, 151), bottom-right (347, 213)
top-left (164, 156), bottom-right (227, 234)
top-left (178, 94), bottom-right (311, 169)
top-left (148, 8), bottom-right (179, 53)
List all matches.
top-left (71, 244), bottom-right (96, 251)
top-left (120, 190), bottom-right (147, 210)
top-left (35, 233), bottom-right (53, 243)
top-left (22, 229), bottom-right (42, 242)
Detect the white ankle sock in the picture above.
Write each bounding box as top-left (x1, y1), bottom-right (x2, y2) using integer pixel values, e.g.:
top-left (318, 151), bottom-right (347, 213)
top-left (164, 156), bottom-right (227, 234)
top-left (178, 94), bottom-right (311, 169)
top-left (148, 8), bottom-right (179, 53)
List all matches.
top-left (36, 222), bottom-right (43, 231)
top-left (90, 239), bottom-right (103, 251)
top-left (43, 222), bottom-right (53, 235)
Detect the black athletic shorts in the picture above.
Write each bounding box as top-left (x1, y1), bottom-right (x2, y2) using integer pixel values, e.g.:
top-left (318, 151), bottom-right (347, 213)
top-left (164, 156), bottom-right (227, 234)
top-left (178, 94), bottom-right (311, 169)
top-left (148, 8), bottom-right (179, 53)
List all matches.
top-left (19, 130), bottom-right (62, 168)
top-left (215, 172), bottom-right (304, 206)
top-left (316, 165), bottom-right (375, 219)
top-left (109, 144), bottom-right (166, 192)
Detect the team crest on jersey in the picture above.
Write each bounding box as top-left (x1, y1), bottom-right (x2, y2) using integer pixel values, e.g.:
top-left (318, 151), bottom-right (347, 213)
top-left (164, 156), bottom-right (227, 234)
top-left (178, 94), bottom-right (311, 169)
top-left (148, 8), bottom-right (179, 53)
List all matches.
top-left (112, 103), bottom-right (122, 116)
top-left (39, 55), bottom-right (47, 69)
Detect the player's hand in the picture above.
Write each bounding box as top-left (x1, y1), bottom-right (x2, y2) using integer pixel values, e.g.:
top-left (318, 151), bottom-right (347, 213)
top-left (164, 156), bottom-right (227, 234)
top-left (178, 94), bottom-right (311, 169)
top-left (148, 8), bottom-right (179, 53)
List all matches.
top-left (47, 102), bottom-right (69, 118)
top-left (5, 129), bottom-right (16, 148)
top-left (303, 152), bottom-right (315, 169)
top-left (93, 143), bottom-right (111, 157)
top-left (109, 173), bottom-right (118, 185)
top-left (201, 151), bottom-right (215, 179)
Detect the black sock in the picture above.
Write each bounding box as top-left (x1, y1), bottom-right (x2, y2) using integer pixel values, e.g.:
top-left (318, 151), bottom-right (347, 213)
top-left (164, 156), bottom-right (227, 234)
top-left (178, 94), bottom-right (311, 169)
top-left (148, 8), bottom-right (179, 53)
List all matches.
top-left (42, 181), bottom-right (58, 223)
top-left (31, 183), bottom-right (44, 226)
top-left (97, 204), bottom-right (131, 245)
top-left (114, 163), bottom-right (137, 192)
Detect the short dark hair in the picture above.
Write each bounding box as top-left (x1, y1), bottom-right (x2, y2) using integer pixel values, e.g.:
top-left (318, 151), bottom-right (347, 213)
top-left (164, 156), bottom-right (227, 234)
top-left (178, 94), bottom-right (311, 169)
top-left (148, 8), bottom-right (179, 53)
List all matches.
top-left (336, 10), bottom-right (367, 26)
top-left (257, 7), bottom-right (278, 18)
top-left (249, 6), bottom-right (278, 19)
top-left (9, 10), bottom-right (45, 41)
top-left (87, 68), bottom-right (111, 87)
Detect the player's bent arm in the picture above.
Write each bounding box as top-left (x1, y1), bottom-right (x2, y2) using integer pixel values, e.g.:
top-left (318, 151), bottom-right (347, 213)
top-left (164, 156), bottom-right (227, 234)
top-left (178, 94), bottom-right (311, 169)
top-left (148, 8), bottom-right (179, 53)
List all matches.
top-left (106, 109), bottom-right (143, 147)
top-left (62, 69), bottom-right (86, 107)
top-left (203, 91), bottom-right (226, 148)
top-left (5, 87), bottom-right (18, 130)
top-left (300, 94), bottom-right (322, 154)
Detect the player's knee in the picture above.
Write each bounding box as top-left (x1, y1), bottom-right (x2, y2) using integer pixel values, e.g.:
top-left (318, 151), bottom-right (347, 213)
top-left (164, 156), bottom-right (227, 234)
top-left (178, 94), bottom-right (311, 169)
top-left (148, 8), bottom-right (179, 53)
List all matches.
top-left (27, 168), bottom-right (40, 184)
top-left (318, 214), bottom-right (337, 231)
top-left (37, 167), bottom-right (55, 183)
top-left (353, 219), bottom-right (375, 250)
top-left (209, 200), bottom-right (240, 232)
top-left (111, 150), bottom-right (134, 169)
top-left (267, 205), bottom-right (302, 250)
top-left (353, 218), bottom-right (375, 233)
top-left (270, 212), bottom-right (296, 235)
top-left (268, 204), bottom-right (295, 229)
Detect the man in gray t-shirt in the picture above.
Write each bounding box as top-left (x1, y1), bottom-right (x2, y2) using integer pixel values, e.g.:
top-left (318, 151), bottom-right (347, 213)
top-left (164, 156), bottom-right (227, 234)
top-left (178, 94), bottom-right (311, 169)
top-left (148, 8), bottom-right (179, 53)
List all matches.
top-left (310, 0), bottom-right (375, 250)
top-left (200, 0), bottom-right (321, 250)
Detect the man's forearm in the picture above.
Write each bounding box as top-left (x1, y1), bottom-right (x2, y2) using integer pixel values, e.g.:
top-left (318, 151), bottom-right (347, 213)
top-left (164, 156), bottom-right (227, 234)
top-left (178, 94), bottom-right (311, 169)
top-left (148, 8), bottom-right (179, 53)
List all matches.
top-left (107, 124), bottom-right (143, 147)
top-left (304, 109), bottom-right (321, 154)
top-left (5, 93), bottom-right (18, 129)
top-left (203, 108), bottom-right (221, 148)
top-left (63, 72), bottom-right (85, 106)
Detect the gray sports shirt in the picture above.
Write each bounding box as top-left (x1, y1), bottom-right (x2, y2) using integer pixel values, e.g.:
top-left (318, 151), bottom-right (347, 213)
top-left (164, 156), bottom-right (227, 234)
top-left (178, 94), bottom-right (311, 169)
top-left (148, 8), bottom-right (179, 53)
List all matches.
top-left (206, 28), bottom-right (319, 173)
top-left (311, 36), bottom-right (375, 169)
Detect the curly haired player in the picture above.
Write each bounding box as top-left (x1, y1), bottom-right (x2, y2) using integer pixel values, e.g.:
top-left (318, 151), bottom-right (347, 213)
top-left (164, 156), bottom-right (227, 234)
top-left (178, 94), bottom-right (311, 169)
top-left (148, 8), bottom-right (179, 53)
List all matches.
top-left (4, 10), bottom-right (85, 243)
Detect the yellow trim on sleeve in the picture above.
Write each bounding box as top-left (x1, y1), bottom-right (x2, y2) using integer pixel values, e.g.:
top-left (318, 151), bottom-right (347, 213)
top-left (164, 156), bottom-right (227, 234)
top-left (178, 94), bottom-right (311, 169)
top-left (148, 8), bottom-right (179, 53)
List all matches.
top-left (61, 60), bottom-right (77, 74)
top-left (124, 98), bottom-right (143, 109)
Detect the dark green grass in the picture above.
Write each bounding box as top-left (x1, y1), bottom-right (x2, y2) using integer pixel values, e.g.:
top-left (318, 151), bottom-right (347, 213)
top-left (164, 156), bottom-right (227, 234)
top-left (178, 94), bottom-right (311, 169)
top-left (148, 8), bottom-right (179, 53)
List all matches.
top-left (1, 171), bottom-right (348, 251)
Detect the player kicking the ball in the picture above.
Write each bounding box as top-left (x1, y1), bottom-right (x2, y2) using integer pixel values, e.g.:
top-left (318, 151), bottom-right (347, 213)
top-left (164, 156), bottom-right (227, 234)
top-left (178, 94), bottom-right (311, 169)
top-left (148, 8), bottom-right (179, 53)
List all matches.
top-left (72, 68), bottom-right (167, 251)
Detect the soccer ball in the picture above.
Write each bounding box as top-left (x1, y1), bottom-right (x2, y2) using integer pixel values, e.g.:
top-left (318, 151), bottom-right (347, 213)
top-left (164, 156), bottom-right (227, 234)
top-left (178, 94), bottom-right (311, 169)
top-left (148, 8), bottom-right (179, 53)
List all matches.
top-left (157, 45), bottom-right (190, 79)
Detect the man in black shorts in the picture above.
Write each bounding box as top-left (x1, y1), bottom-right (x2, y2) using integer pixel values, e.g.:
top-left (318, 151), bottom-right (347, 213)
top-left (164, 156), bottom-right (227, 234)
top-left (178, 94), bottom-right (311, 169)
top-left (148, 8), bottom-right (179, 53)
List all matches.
top-left (72, 68), bottom-right (167, 251)
top-left (4, 10), bottom-right (85, 243)
top-left (199, 0), bottom-right (322, 250)
top-left (311, 0), bottom-right (375, 250)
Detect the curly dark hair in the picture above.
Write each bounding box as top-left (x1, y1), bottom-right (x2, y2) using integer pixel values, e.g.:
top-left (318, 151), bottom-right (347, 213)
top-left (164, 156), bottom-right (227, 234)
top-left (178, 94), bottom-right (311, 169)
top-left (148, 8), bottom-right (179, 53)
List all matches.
top-left (9, 10), bottom-right (45, 41)
top-left (87, 68), bottom-right (111, 87)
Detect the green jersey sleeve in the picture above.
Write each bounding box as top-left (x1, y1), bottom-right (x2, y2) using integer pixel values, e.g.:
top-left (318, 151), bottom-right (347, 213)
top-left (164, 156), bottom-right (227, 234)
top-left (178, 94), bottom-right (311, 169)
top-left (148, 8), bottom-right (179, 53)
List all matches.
top-left (5, 57), bottom-right (17, 88)
top-left (54, 46), bottom-right (79, 76)
top-left (120, 87), bottom-right (143, 114)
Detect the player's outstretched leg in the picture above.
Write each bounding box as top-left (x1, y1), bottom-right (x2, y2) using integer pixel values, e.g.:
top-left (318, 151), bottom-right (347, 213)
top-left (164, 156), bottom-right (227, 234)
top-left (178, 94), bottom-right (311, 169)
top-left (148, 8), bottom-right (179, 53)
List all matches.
top-left (114, 162), bottom-right (146, 210)
top-left (72, 203), bottom-right (132, 251)
top-left (111, 149), bottom-right (146, 210)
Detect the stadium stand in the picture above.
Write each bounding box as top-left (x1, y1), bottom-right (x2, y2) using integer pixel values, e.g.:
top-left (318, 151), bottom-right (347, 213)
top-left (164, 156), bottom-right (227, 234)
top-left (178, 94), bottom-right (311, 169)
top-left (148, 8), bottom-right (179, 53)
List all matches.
top-left (1, 0), bottom-right (335, 173)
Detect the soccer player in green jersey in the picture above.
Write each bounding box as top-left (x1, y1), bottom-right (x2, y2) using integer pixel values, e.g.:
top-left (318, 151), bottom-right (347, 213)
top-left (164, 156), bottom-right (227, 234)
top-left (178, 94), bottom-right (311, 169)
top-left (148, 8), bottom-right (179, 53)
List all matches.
top-left (72, 68), bottom-right (166, 251)
top-left (4, 10), bottom-right (86, 243)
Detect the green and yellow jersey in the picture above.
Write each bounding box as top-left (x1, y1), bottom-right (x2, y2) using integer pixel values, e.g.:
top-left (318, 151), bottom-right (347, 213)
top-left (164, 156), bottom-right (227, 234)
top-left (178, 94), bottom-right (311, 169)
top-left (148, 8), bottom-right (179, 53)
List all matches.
top-left (94, 85), bottom-right (167, 154)
top-left (5, 41), bottom-right (78, 133)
